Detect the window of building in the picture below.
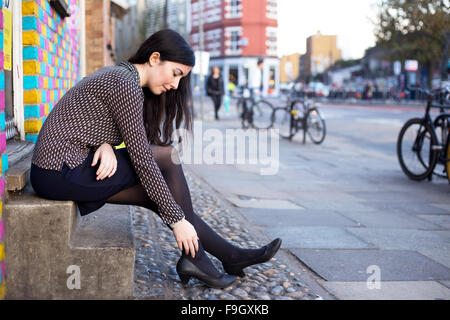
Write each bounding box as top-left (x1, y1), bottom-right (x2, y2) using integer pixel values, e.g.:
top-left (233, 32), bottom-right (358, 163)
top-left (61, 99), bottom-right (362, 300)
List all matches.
top-left (266, 0), bottom-right (277, 20)
top-left (225, 0), bottom-right (242, 19)
top-left (231, 31), bottom-right (240, 51)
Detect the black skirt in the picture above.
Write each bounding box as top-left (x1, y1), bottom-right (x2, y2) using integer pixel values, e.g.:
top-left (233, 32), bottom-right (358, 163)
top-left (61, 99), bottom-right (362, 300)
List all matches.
top-left (30, 148), bottom-right (140, 216)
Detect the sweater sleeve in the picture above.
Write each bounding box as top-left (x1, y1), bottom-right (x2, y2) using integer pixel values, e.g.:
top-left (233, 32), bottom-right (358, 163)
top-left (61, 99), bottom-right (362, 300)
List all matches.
top-left (106, 79), bottom-right (185, 225)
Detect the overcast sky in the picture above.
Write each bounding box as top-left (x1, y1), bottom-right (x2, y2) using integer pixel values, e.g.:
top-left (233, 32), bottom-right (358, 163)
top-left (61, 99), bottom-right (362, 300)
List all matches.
top-left (277, 0), bottom-right (379, 59)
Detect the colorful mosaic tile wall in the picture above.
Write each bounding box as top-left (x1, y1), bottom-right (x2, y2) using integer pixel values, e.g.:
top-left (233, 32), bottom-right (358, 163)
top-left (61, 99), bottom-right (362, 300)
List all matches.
top-left (0, 0), bottom-right (7, 300)
top-left (0, 0), bottom-right (82, 300)
top-left (22, 0), bottom-right (82, 143)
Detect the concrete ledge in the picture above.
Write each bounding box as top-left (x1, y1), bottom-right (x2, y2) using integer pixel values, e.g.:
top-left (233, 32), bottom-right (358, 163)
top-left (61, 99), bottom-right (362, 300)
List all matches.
top-left (5, 140), bottom-right (34, 192)
top-left (4, 188), bottom-right (135, 299)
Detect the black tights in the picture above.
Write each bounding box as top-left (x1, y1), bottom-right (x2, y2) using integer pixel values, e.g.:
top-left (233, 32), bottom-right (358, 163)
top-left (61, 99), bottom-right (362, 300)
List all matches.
top-left (106, 145), bottom-right (264, 278)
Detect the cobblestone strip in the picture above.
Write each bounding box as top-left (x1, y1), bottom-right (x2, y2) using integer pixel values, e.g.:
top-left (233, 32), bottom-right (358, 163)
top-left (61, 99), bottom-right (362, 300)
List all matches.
top-left (132, 169), bottom-right (322, 300)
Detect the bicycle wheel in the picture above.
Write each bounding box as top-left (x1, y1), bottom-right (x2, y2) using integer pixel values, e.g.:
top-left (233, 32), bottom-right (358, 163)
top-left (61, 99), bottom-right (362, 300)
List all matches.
top-left (252, 99), bottom-right (274, 129)
top-left (271, 107), bottom-right (293, 139)
top-left (306, 107), bottom-right (326, 144)
top-left (397, 118), bottom-right (438, 181)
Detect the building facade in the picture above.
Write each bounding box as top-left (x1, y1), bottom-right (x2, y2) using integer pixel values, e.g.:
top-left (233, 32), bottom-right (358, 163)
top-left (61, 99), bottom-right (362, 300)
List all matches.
top-left (189, 0), bottom-right (280, 96)
top-left (144, 0), bottom-right (190, 40)
top-left (304, 32), bottom-right (341, 79)
top-left (279, 53), bottom-right (300, 83)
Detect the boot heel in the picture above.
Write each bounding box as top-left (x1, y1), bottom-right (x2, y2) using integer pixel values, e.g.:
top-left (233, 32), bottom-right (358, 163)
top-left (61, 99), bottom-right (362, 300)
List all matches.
top-left (179, 273), bottom-right (191, 284)
top-left (224, 266), bottom-right (246, 278)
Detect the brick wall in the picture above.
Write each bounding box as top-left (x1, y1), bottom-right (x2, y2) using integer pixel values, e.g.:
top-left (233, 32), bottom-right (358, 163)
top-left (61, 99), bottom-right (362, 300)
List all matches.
top-left (85, 0), bottom-right (112, 75)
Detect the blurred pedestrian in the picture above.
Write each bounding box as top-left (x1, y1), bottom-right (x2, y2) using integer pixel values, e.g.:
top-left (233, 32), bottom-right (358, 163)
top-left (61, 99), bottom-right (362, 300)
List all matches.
top-left (30, 29), bottom-right (281, 289)
top-left (206, 66), bottom-right (224, 120)
top-left (248, 59), bottom-right (264, 100)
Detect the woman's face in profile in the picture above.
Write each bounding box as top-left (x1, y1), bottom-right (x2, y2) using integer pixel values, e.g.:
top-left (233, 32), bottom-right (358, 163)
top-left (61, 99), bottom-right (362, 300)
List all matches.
top-left (147, 54), bottom-right (192, 95)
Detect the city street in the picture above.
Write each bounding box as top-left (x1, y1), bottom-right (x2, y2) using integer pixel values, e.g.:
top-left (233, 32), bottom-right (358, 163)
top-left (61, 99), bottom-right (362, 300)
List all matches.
top-left (186, 98), bottom-right (450, 299)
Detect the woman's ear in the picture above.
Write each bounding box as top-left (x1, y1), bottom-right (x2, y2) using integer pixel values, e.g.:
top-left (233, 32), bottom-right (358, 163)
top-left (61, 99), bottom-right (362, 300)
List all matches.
top-left (149, 52), bottom-right (161, 67)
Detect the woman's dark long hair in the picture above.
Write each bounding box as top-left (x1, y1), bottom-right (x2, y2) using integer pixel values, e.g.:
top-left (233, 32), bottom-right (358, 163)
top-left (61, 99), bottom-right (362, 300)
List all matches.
top-left (128, 29), bottom-right (195, 146)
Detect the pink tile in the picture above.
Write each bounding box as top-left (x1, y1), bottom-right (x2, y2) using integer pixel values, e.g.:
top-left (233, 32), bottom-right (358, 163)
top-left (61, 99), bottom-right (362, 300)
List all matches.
top-left (0, 91), bottom-right (4, 112)
top-left (40, 104), bottom-right (45, 117)
top-left (0, 220), bottom-right (3, 241)
top-left (0, 133), bottom-right (6, 154)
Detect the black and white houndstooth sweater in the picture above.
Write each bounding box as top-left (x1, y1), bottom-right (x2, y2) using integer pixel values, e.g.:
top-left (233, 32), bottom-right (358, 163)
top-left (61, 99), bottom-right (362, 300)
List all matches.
top-left (32, 61), bottom-right (185, 225)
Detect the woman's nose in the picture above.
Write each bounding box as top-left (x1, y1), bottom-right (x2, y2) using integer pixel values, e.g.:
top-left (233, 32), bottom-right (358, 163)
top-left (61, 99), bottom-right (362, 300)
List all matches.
top-left (171, 78), bottom-right (181, 90)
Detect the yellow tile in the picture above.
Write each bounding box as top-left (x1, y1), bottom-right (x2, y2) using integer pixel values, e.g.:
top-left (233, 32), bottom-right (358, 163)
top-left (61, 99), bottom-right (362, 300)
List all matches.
top-left (24, 89), bottom-right (41, 104)
top-left (0, 281), bottom-right (6, 300)
top-left (23, 60), bottom-right (40, 75)
top-left (25, 119), bottom-right (43, 133)
top-left (22, 1), bottom-right (39, 16)
top-left (0, 243), bottom-right (4, 261)
top-left (23, 31), bottom-right (40, 46)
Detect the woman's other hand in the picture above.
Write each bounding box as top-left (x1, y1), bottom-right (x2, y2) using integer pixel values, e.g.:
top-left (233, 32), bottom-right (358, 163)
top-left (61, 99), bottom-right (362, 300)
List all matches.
top-left (172, 219), bottom-right (199, 258)
top-left (92, 143), bottom-right (118, 180)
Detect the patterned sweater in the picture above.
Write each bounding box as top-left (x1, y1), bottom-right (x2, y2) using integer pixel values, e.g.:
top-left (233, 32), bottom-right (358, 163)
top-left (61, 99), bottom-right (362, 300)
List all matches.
top-left (32, 61), bottom-right (185, 225)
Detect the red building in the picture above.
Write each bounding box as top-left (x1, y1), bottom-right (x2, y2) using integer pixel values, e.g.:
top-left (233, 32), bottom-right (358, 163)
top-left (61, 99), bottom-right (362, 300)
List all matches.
top-left (189, 0), bottom-right (280, 96)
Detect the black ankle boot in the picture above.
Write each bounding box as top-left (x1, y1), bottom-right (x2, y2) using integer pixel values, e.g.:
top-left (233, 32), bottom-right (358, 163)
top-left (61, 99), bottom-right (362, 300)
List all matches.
top-left (176, 256), bottom-right (236, 289)
top-left (223, 238), bottom-right (282, 277)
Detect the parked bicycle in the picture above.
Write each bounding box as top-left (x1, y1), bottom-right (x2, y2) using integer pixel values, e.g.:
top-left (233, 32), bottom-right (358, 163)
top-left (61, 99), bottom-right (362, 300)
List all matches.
top-left (396, 86), bottom-right (450, 183)
top-left (270, 87), bottom-right (326, 144)
top-left (235, 87), bottom-right (274, 129)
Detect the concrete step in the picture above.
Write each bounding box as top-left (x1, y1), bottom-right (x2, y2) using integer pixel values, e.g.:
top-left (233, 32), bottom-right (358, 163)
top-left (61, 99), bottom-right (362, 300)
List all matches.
top-left (4, 140), bottom-right (35, 193)
top-left (4, 154), bottom-right (136, 299)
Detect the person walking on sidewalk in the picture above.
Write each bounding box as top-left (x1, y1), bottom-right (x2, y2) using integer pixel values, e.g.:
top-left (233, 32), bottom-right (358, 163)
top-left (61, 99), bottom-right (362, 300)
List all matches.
top-left (206, 66), bottom-right (224, 120)
top-left (30, 29), bottom-right (281, 290)
top-left (248, 58), bottom-right (264, 100)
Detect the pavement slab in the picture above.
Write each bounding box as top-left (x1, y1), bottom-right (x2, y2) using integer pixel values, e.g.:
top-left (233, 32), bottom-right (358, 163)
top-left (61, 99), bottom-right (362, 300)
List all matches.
top-left (346, 228), bottom-right (450, 251)
top-left (289, 249), bottom-right (450, 281)
top-left (265, 226), bottom-right (375, 249)
top-left (417, 214), bottom-right (450, 229)
top-left (237, 208), bottom-right (360, 228)
top-left (226, 197), bottom-right (304, 210)
top-left (338, 211), bottom-right (444, 230)
top-left (321, 281), bottom-right (450, 300)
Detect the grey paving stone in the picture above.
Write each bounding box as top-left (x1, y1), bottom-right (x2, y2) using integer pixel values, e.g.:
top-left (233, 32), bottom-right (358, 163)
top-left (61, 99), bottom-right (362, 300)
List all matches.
top-left (417, 248), bottom-right (450, 269)
top-left (417, 215), bottom-right (450, 229)
top-left (227, 197), bottom-right (303, 210)
top-left (346, 228), bottom-right (450, 251)
top-left (322, 281), bottom-right (450, 300)
top-left (237, 208), bottom-right (360, 228)
top-left (289, 249), bottom-right (450, 281)
top-left (439, 280), bottom-right (450, 290)
top-left (291, 200), bottom-right (378, 212)
top-left (360, 201), bottom-right (450, 215)
top-left (430, 203), bottom-right (450, 212)
top-left (338, 211), bottom-right (443, 230)
top-left (265, 226), bottom-right (375, 249)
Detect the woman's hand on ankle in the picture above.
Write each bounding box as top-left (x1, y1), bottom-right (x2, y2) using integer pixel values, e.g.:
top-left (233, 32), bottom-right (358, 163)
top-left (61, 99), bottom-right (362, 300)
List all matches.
top-left (92, 143), bottom-right (118, 180)
top-left (172, 218), bottom-right (199, 258)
